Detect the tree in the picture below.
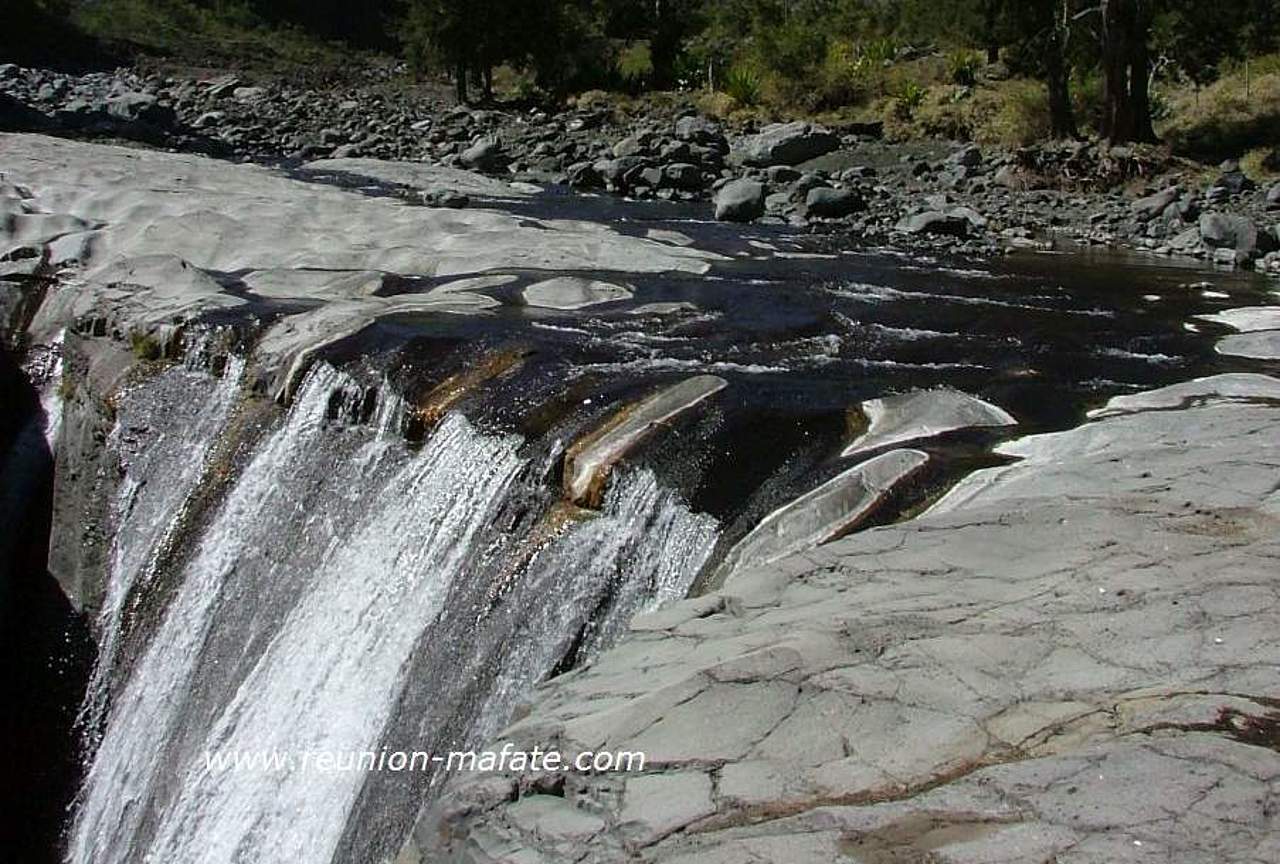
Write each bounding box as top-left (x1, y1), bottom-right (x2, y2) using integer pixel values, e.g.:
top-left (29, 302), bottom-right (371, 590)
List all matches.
top-left (404, 0), bottom-right (523, 102)
top-left (1099, 0), bottom-right (1157, 143)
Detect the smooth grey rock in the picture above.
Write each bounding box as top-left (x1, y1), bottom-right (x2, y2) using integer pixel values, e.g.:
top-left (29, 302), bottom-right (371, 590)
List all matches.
top-left (843, 388), bottom-right (1016, 458)
top-left (737, 122), bottom-right (838, 167)
top-left (714, 448), bottom-right (929, 583)
top-left (522, 276), bottom-right (632, 311)
top-left (1215, 330), bottom-right (1280, 360)
top-left (1195, 306), bottom-right (1280, 333)
top-left (713, 179), bottom-right (766, 222)
top-left (1266, 182), bottom-right (1280, 209)
top-left (418, 374), bottom-right (1280, 864)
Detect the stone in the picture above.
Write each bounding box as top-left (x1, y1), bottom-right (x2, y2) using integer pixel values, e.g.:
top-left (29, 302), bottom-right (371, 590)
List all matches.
top-left (612, 136), bottom-right (643, 158)
top-left (803, 187), bottom-right (864, 219)
top-left (563, 375), bottom-right (727, 507)
top-left (736, 121), bottom-right (839, 167)
top-left (1130, 186), bottom-right (1180, 220)
top-left (1215, 330), bottom-right (1280, 360)
top-left (843, 388), bottom-right (1017, 458)
top-left (895, 210), bottom-right (970, 237)
top-left (1267, 183), bottom-right (1280, 209)
top-left (1199, 212), bottom-right (1271, 260)
top-left (674, 115), bottom-right (721, 144)
top-left (459, 137), bottom-right (505, 171)
top-left (713, 179), bottom-right (766, 222)
top-left (713, 449), bottom-right (929, 583)
top-left (522, 276), bottom-right (632, 311)
top-left (619, 773), bottom-right (715, 847)
top-left (1195, 307), bottom-right (1280, 333)
top-left (661, 162), bottom-right (701, 190)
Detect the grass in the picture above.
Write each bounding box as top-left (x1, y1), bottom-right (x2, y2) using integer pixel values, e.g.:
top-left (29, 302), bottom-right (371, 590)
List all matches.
top-left (70, 0), bottom-right (366, 76)
top-left (1160, 56), bottom-right (1280, 162)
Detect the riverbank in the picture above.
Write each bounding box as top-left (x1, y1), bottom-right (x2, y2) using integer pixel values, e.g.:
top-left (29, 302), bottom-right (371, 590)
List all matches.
top-left (3, 63), bottom-right (1279, 276)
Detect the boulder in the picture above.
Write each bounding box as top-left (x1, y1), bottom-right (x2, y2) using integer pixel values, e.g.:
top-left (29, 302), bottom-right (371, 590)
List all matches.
top-left (1199, 212), bottom-right (1271, 261)
top-left (895, 210), bottom-right (970, 238)
top-left (736, 121), bottom-right (839, 167)
top-left (522, 277), bottom-right (632, 311)
top-left (674, 115), bottom-right (722, 145)
top-left (1131, 187), bottom-right (1180, 221)
top-left (459, 137), bottom-right (505, 172)
top-left (1266, 183), bottom-right (1280, 210)
top-left (612, 136), bottom-right (643, 158)
top-left (714, 179), bottom-right (766, 222)
top-left (662, 162), bottom-right (702, 190)
top-left (803, 187), bottom-right (864, 219)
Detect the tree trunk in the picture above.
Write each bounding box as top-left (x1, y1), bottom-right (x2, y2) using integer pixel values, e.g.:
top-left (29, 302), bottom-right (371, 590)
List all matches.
top-left (455, 60), bottom-right (468, 105)
top-left (1046, 15), bottom-right (1077, 139)
top-left (1100, 0), bottom-right (1157, 143)
top-left (650, 0), bottom-right (680, 90)
top-left (983, 0), bottom-right (1001, 64)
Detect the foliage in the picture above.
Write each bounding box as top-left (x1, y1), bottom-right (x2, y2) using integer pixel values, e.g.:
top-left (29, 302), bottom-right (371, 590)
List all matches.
top-left (721, 65), bottom-right (761, 107)
top-left (894, 80), bottom-right (927, 118)
top-left (947, 49), bottom-right (982, 86)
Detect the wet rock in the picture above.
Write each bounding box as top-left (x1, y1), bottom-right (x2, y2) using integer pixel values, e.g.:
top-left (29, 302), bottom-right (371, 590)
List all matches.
top-left (563, 375), bottom-right (727, 507)
top-left (714, 179), bottom-right (766, 222)
top-left (736, 121), bottom-right (839, 167)
top-left (843, 388), bottom-right (1016, 459)
top-left (522, 277), bottom-right (632, 311)
top-left (714, 448), bottom-right (929, 583)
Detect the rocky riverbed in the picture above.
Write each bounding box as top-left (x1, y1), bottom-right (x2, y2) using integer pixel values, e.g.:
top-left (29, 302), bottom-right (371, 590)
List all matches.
top-left (4, 63), bottom-right (1280, 276)
top-left (3, 115), bottom-right (1280, 864)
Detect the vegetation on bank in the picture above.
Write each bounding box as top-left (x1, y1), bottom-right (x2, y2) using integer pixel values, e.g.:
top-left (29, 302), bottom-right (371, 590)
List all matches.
top-left (6, 0), bottom-right (1279, 165)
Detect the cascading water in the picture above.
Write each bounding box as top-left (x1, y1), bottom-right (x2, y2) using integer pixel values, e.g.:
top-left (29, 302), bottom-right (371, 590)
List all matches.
top-left (81, 353), bottom-right (245, 735)
top-left (69, 359), bottom-right (721, 864)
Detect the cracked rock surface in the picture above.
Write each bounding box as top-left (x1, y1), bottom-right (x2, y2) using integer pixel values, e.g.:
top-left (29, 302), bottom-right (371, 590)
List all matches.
top-left (405, 374), bottom-right (1280, 863)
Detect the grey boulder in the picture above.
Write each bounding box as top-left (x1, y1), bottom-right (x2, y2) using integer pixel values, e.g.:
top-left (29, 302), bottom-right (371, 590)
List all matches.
top-left (714, 179), bottom-right (766, 222)
top-left (459, 137), bottom-right (505, 172)
top-left (737, 121), bottom-right (839, 167)
top-left (803, 187), bottom-right (864, 219)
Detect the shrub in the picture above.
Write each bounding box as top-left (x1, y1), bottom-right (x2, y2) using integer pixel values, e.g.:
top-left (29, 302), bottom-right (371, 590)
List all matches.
top-left (894, 80), bottom-right (926, 118)
top-left (722, 65), bottom-right (762, 107)
top-left (818, 39), bottom-right (874, 107)
top-left (947, 50), bottom-right (981, 86)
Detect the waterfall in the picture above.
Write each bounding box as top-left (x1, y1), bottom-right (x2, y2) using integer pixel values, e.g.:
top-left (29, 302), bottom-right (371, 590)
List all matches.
top-left (81, 355), bottom-right (245, 735)
top-left (69, 360), bottom-right (719, 864)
